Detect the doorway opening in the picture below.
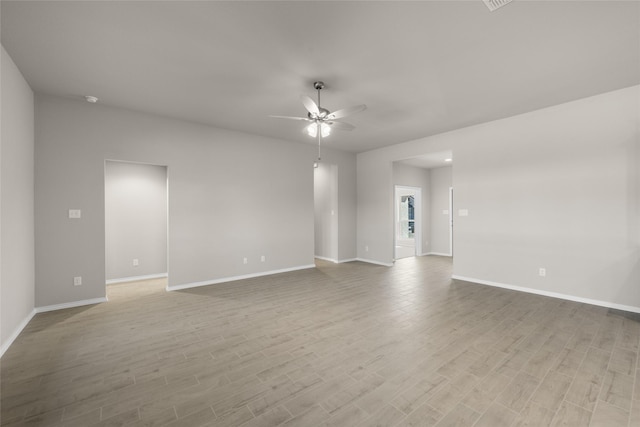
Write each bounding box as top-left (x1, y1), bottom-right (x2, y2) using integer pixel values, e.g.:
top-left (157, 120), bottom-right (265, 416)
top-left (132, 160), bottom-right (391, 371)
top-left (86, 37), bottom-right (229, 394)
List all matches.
top-left (449, 186), bottom-right (454, 256)
top-left (314, 163), bottom-right (339, 263)
top-left (395, 186), bottom-right (422, 260)
top-left (104, 160), bottom-right (168, 290)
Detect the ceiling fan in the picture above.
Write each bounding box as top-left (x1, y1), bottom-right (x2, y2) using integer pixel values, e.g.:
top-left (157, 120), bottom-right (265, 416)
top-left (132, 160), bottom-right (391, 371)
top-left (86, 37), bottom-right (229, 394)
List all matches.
top-left (270, 81), bottom-right (366, 140)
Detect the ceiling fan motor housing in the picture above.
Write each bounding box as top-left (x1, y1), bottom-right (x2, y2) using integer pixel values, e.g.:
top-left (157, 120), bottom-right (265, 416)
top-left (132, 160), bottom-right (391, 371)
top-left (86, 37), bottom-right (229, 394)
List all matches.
top-left (308, 108), bottom-right (330, 120)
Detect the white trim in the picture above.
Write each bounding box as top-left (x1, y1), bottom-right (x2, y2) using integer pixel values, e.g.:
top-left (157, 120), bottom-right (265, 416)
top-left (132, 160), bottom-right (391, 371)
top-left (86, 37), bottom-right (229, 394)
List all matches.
top-left (449, 186), bottom-right (454, 257)
top-left (35, 297), bottom-right (109, 314)
top-left (315, 255), bottom-right (338, 263)
top-left (452, 275), bottom-right (640, 314)
top-left (0, 309), bottom-right (36, 358)
top-left (167, 264), bottom-right (316, 291)
top-left (314, 256), bottom-right (358, 264)
top-left (106, 273), bottom-right (168, 285)
top-left (426, 252), bottom-right (453, 257)
top-left (356, 258), bottom-right (394, 267)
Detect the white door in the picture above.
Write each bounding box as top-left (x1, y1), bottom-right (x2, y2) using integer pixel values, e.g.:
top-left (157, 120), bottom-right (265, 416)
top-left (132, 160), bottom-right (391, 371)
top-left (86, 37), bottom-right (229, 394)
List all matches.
top-left (394, 186), bottom-right (421, 260)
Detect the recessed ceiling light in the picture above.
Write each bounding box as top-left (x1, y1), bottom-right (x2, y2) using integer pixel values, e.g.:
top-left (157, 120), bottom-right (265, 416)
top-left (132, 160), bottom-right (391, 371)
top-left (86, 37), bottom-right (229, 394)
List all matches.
top-left (84, 95), bottom-right (99, 103)
top-left (444, 158), bottom-right (452, 162)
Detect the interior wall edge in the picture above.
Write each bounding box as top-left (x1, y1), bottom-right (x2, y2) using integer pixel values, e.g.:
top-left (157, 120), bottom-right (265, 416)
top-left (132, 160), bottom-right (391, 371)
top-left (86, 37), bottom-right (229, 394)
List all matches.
top-left (0, 309), bottom-right (36, 358)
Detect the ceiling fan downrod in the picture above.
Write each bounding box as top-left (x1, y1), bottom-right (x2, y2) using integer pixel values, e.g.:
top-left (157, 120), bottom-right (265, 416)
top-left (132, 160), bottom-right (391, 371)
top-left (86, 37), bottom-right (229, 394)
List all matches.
top-left (314, 81), bottom-right (324, 109)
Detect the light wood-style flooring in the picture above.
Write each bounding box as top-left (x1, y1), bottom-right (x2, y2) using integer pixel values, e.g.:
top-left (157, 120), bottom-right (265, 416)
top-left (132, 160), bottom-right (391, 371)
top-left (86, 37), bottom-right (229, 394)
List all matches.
top-left (2, 256), bottom-right (639, 426)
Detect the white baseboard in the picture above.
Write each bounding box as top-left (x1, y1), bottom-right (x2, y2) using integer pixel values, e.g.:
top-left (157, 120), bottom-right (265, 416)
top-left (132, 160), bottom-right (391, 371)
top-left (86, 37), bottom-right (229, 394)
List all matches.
top-left (106, 273), bottom-right (168, 285)
top-left (0, 309), bottom-right (36, 358)
top-left (355, 258), bottom-right (394, 267)
top-left (35, 297), bottom-right (109, 314)
top-left (167, 264), bottom-right (316, 291)
top-left (426, 252), bottom-right (452, 257)
top-left (452, 275), bottom-right (640, 314)
top-left (314, 256), bottom-right (359, 264)
top-left (315, 256), bottom-right (338, 263)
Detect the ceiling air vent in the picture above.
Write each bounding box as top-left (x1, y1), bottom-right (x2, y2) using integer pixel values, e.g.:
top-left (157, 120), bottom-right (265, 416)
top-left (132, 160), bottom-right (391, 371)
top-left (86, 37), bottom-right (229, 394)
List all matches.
top-left (483, 0), bottom-right (513, 12)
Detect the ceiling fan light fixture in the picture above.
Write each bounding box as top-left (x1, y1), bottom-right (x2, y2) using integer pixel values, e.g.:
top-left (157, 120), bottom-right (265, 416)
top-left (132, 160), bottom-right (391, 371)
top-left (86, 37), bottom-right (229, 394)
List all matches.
top-left (306, 123), bottom-right (318, 138)
top-left (306, 122), bottom-right (331, 138)
top-left (271, 81), bottom-right (365, 141)
top-left (483, 0), bottom-right (513, 12)
top-left (320, 123), bottom-right (331, 138)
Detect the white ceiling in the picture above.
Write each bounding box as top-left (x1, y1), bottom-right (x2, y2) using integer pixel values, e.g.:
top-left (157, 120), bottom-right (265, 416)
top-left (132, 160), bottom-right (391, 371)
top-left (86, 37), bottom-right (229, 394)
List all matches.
top-left (397, 151), bottom-right (453, 170)
top-left (2, 1), bottom-right (638, 153)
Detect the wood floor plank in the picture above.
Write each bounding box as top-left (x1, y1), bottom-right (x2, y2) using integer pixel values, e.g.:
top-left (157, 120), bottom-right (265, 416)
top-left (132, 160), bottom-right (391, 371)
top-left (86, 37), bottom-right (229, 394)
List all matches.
top-left (590, 400), bottom-right (629, 427)
top-left (432, 402), bottom-right (479, 426)
top-left (564, 346), bottom-right (611, 411)
top-left (549, 401), bottom-right (591, 427)
top-left (496, 372), bottom-right (540, 413)
top-left (395, 402), bottom-right (442, 427)
top-left (598, 369), bottom-right (634, 411)
top-left (355, 404), bottom-right (406, 427)
top-left (513, 401), bottom-right (557, 427)
top-left (280, 404), bottom-right (329, 427)
top-left (529, 370), bottom-right (572, 414)
top-left (472, 402), bottom-right (517, 427)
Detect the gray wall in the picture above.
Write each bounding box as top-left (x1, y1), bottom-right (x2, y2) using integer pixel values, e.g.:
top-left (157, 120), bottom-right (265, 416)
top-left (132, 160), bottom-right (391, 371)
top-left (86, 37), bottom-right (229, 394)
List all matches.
top-left (358, 157), bottom-right (393, 265)
top-left (429, 166), bottom-right (452, 256)
top-left (35, 95), bottom-right (355, 306)
top-left (357, 85), bottom-right (640, 310)
top-left (392, 163), bottom-right (431, 255)
top-left (105, 161), bottom-right (167, 281)
top-left (1, 46), bottom-right (35, 353)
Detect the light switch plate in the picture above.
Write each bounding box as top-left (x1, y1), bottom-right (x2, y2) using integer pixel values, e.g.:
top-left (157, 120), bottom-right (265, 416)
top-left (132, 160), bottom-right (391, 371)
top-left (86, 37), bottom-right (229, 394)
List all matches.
top-left (69, 209), bottom-right (82, 219)
top-left (459, 209), bottom-right (469, 217)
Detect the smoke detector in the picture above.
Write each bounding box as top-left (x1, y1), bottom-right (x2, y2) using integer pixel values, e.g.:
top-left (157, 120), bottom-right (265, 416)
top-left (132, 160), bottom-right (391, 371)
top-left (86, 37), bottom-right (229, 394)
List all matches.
top-left (483, 0), bottom-right (513, 12)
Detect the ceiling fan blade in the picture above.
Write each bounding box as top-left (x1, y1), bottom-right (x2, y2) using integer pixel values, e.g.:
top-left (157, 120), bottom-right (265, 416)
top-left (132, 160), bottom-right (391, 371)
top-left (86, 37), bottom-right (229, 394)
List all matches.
top-left (326, 120), bottom-right (355, 131)
top-left (326, 104), bottom-right (367, 120)
top-left (300, 95), bottom-right (320, 116)
top-left (269, 115), bottom-right (310, 121)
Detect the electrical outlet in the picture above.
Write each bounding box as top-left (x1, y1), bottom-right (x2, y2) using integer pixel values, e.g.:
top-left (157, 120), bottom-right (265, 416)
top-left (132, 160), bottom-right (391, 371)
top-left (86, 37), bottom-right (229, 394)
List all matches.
top-left (539, 268), bottom-right (546, 277)
top-left (133, 258), bottom-right (139, 266)
top-left (73, 276), bottom-right (82, 286)
top-left (243, 257), bottom-right (248, 265)
top-left (68, 209), bottom-right (81, 219)
top-left (261, 255), bottom-right (265, 262)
